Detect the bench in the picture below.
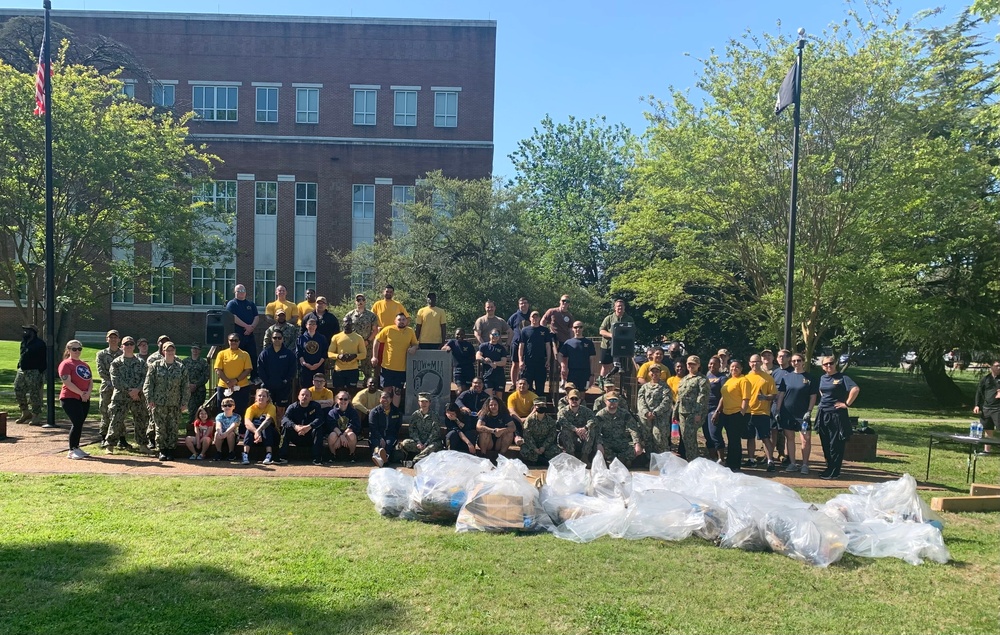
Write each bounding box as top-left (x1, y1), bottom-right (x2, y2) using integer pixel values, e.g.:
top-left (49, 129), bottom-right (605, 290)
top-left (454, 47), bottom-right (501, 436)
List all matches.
top-left (75, 331), bottom-right (108, 345)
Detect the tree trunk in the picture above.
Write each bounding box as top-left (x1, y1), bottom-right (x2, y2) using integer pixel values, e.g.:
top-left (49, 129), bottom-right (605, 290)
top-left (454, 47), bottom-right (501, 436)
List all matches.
top-left (918, 348), bottom-right (967, 408)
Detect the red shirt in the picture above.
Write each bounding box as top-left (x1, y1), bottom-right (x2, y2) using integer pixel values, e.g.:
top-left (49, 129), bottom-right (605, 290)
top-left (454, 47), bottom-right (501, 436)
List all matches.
top-left (58, 358), bottom-right (93, 400)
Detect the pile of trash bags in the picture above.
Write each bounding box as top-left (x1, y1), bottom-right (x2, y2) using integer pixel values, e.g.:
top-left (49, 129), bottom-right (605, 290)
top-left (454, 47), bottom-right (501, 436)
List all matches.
top-left (367, 450), bottom-right (950, 567)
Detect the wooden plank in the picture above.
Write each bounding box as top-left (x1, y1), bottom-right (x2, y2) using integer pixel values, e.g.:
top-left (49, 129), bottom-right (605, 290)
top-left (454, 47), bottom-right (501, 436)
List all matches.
top-left (970, 483), bottom-right (1000, 496)
top-left (931, 495), bottom-right (1000, 512)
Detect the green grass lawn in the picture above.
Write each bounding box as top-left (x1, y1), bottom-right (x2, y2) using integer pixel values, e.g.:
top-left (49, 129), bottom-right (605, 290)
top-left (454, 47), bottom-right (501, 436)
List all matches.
top-left (1, 341), bottom-right (998, 634)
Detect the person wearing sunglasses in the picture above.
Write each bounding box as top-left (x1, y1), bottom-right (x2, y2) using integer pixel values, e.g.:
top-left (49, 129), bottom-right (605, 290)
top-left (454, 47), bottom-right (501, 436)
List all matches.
top-left (105, 336), bottom-right (151, 452)
top-left (143, 341), bottom-right (189, 461)
top-left (636, 364), bottom-right (672, 457)
top-left (328, 391), bottom-right (362, 462)
top-left (808, 356), bottom-right (860, 479)
top-left (557, 389), bottom-right (598, 461)
top-left (774, 354), bottom-right (819, 474)
top-left (215, 334), bottom-right (253, 418)
top-left (559, 322), bottom-right (597, 391)
top-left (257, 327), bottom-right (296, 422)
top-left (59, 339), bottom-right (93, 459)
top-left (212, 397), bottom-right (241, 461)
top-left (541, 295), bottom-right (574, 346)
top-left (264, 307), bottom-right (299, 351)
top-left (597, 298), bottom-right (633, 383)
top-left (594, 390), bottom-right (640, 467)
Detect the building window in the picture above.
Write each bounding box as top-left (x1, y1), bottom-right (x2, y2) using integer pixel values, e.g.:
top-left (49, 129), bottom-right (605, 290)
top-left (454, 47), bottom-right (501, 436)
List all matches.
top-left (296, 88), bottom-right (319, 124)
top-left (392, 185), bottom-right (414, 237)
top-left (111, 245), bottom-right (134, 304)
top-left (351, 269), bottom-right (374, 297)
top-left (121, 82), bottom-right (135, 99)
top-left (191, 266), bottom-right (235, 306)
top-left (194, 180), bottom-right (238, 214)
top-left (255, 181), bottom-right (277, 216)
top-left (354, 90), bottom-right (377, 126)
top-left (394, 90), bottom-right (417, 126)
top-left (254, 269), bottom-right (276, 306)
top-left (294, 270), bottom-right (316, 301)
top-left (295, 182), bottom-right (317, 217)
top-left (256, 87), bottom-right (278, 123)
top-left (352, 184), bottom-right (375, 223)
top-left (152, 84), bottom-right (175, 107)
top-left (434, 91), bottom-right (458, 127)
top-left (193, 85), bottom-right (238, 121)
top-left (149, 267), bottom-right (174, 305)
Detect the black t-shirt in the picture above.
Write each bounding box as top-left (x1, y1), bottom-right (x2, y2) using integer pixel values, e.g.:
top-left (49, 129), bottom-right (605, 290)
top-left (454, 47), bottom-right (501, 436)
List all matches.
top-left (559, 337), bottom-right (596, 370)
top-left (818, 373), bottom-right (858, 410)
top-left (706, 371), bottom-right (728, 412)
top-left (778, 371), bottom-right (819, 420)
top-left (478, 342), bottom-right (507, 382)
top-left (519, 325), bottom-right (552, 366)
top-left (444, 339), bottom-right (476, 372)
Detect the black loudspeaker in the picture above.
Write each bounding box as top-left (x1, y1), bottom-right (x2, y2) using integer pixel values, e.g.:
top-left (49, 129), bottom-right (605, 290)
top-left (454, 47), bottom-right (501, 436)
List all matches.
top-left (611, 322), bottom-right (636, 358)
top-left (205, 310), bottom-right (234, 347)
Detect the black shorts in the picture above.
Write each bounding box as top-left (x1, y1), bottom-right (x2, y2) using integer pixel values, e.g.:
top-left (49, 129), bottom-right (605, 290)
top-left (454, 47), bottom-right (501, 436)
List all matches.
top-left (982, 410), bottom-right (1000, 431)
top-left (599, 348), bottom-right (613, 365)
top-left (380, 368), bottom-right (406, 389)
top-left (745, 414), bottom-right (771, 440)
top-left (263, 384), bottom-right (291, 408)
top-left (482, 372), bottom-right (505, 392)
top-left (332, 369), bottom-right (359, 388)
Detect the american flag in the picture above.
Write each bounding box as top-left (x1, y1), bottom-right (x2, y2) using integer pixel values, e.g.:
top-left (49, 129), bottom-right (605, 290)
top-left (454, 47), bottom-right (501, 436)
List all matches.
top-left (33, 34), bottom-right (47, 116)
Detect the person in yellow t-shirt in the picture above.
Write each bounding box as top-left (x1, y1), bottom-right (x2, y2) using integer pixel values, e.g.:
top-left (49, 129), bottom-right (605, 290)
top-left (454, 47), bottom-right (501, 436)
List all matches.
top-left (715, 359), bottom-right (751, 472)
top-left (241, 387), bottom-right (279, 465)
top-left (745, 354), bottom-right (778, 470)
top-left (296, 288), bottom-right (317, 324)
top-left (214, 334), bottom-right (253, 417)
top-left (636, 348), bottom-right (670, 384)
top-left (415, 292), bottom-right (447, 348)
top-left (352, 376), bottom-right (381, 417)
top-left (371, 284), bottom-right (409, 330)
top-left (506, 378), bottom-right (537, 443)
top-left (329, 316), bottom-right (367, 390)
top-left (265, 285), bottom-right (298, 325)
top-left (372, 313), bottom-right (419, 407)
top-left (308, 374), bottom-right (335, 412)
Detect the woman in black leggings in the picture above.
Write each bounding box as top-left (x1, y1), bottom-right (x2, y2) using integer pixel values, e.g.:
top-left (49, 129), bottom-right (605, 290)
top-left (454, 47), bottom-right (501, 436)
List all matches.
top-left (58, 339), bottom-right (93, 459)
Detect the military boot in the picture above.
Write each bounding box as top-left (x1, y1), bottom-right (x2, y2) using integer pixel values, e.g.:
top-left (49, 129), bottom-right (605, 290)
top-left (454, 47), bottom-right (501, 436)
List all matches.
top-left (15, 408), bottom-right (31, 424)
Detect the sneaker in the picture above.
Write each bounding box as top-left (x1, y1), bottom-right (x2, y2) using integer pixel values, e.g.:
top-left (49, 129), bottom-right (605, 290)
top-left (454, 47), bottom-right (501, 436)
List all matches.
top-left (819, 472), bottom-right (838, 480)
top-left (785, 463), bottom-right (799, 473)
top-left (147, 441), bottom-right (156, 450)
top-left (196, 454), bottom-right (204, 460)
top-left (741, 459), bottom-right (754, 467)
top-left (118, 441), bottom-right (134, 451)
top-left (67, 450), bottom-right (83, 460)
top-left (158, 453), bottom-right (169, 461)
top-left (780, 455), bottom-right (791, 466)
top-left (189, 454), bottom-right (198, 460)
top-left (275, 457), bottom-right (288, 465)
top-left (41, 423), bottom-right (58, 429)
top-left (241, 453), bottom-right (250, 465)
top-left (800, 464), bottom-right (810, 475)
top-left (372, 448), bottom-right (386, 468)
top-left (312, 459), bottom-right (323, 466)
top-left (100, 439), bottom-right (109, 449)
top-left (766, 462), bottom-right (776, 472)
top-left (75, 448), bottom-right (91, 458)
top-left (262, 454), bottom-right (274, 465)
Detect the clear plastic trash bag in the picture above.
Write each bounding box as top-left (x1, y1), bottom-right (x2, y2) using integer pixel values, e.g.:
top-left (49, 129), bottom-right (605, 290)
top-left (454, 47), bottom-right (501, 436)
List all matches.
top-left (366, 468), bottom-right (414, 518)
top-left (762, 508), bottom-right (848, 567)
top-left (456, 456), bottom-right (553, 533)
top-left (844, 519), bottom-right (950, 565)
top-left (545, 453), bottom-right (589, 496)
top-left (401, 450), bottom-right (494, 523)
top-left (618, 490), bottom-right (705, 541)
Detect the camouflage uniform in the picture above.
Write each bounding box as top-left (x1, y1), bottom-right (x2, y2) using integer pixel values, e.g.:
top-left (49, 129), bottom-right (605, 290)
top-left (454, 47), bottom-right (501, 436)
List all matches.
top-left (143, 358), bottom-right (189, 452)
top-left (557, 405), bottom-right (599, 461)
top-left (145, 351), bottom-right (164, 368)
top-left (96, 346), bottom-right (123, 437)
top-left (677, 374), bottom-right (711, 461)
top-left (399, 410), bottom-right (443, 463)
top-left (184, 355), bottom-right (211, 417)
top-left (264, 321), bottom-right (300, 350)
top-left (13, 370), bottom-right (44, 421)
top-left (345, 308), bottom-right (378, 380)
top-left (636, 381), bottom-right (673, 454)
top-left (595, 407), bottom-right (640, 467)
top-left (106, 356), bottom-right (150, 446)
top-left (520, 411), bottom-right (560, 465)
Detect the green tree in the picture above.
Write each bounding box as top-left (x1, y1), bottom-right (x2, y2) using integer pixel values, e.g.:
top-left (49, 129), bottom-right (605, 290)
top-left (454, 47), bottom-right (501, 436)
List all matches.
top-left (0, 56), bottom-right (228, 342)
top-left (509, 115), bottom-right (637, 297)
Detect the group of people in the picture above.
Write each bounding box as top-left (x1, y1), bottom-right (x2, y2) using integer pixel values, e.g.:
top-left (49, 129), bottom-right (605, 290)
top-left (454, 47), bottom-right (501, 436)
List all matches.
top-left (13, 282), bottom-right (863, 478)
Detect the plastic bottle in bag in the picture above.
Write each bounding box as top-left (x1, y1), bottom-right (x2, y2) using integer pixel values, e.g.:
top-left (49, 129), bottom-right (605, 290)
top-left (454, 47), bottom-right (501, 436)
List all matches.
top-left (671, 422), bottom-right (681, 442)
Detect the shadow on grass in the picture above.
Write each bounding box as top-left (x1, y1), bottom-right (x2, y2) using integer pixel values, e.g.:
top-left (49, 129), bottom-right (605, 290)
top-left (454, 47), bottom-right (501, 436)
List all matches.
top-left (0, 542), bottom-right (402, 635)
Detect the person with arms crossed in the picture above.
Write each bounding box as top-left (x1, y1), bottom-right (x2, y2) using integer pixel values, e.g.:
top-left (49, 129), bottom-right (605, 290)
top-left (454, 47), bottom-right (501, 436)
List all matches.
top-left (264, 285), bottom-right (298, 325)
top-left (226, 284), bottom-right (259, 380)
top-left (371, 284), bottom-right (409, 330)
top-left (476, 329), bottom-right (508, 396)
top-left (541, 294), bottom-right (574, 346)
top-left (518, 310), bottom-right (556, 395)
top-left (443, 327), bottom-right (477, 391)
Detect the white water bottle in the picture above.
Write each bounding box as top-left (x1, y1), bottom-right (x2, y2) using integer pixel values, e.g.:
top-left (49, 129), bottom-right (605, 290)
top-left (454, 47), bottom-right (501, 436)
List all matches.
top-left (975, 421), bottom-right (984, 439)
top-left (970, 421), bottom-right (979, 438)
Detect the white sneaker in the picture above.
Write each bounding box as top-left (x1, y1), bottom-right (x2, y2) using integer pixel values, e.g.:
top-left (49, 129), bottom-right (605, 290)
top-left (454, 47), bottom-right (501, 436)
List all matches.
top-left (800, 464), bottom-right (809, 475)
top-left (76, 448), bottom-right (90, 458)
top-left (262, 454), bottom-right (273, 465)
top-left (67, 449), bottom-right (84, 460)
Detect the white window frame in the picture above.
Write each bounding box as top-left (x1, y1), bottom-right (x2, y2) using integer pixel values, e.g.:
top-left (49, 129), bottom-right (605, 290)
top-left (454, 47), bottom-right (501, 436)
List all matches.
top-left (351, 269), bottom-right (374, 297)
top-left (121, 81), bottom-right (136, 99)
top-left (254, 269), bottom-right (276, 307)
top-left (193, 85), bottom-right (239, 121)
top-left (295, 182), bottom-right (317, 217)
top-left (194, 180), bottom-right (238, 215)
top-left (255, 87), bottom-right (278, 123)
top-left (434, 91), bottom-right (459, 128)
top-left (294, 271), bottom-right (316, 301)
top-left (255, 181), bottom-right (278, 216)
top-left (353, 89), bottom-right (377, 126)
top-left (191, 266), bottom-right (235, 307)
top-left (394, 90), bottom-right (417, 127)
top-left (392, 185), bottom-right (414, 237)
top-left (152, 83), bottom-right (175, 107)
top-left (296, 87), bottom-right (319, 124)
top-left (149, 245), bottom-right (174, 306)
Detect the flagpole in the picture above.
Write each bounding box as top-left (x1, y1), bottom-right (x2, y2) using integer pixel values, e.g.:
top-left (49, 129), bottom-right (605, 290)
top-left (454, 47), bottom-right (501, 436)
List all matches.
top-left (43, 0), bottom-right (56, 427)
top-left (782, 28), bottom-right (806, 352)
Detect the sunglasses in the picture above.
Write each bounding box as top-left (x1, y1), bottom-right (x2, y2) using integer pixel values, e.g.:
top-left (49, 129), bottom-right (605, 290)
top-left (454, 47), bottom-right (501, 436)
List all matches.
top-left (792, 359), bottom-right (804, 363)
top-left (560, 299), bottom-right (569, 303)
top-left (572, 325), bottom-right (583, 329)
top-left (70, 347), bottom-right (82, 351)
top-left (228, 339), bottom-right (239, 343)
top-left (490, 332), bottom-right (500, 336)
top-left (569, 397), bottom-right (580, 402)
top-left (223, 405), bottom-right (234, 409)
top-left (606, 398), bottom-right (619, 403)
top-left (123, 342), bottom-right (135, 346)
top-left (337, 397), bottom-right (349, 401)
top-left (272, 336), bottom-right (283, 340)
top-left (822, 362), bottom-right (835, 367)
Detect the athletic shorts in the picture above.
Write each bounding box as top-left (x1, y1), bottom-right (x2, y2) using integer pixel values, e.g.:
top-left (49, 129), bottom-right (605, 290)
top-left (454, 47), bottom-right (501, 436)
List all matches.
top-left (745, 414), bottom-right (771, 440)
top-left (982, 410), bottom-right (1000, 431)
top-left (332, 370), bottom-right (359, 388)
top-left (599, 348), bottom-right (614, 365)
top-left (380, 368), bottom-right (406, 389)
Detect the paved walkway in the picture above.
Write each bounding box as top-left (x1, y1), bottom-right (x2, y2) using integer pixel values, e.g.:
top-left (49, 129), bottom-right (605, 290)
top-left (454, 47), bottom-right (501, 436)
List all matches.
top-left (0, 415), bottom-right (940, 490)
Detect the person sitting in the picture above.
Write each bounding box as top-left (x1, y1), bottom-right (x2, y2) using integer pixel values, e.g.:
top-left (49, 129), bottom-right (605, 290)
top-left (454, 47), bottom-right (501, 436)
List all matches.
top-left (456, 377), bottom-right (489, 428)
top-left (594, 390), bottom-right (640, 467)
top-left (399, 392), bottom-right (443, 466)
top-left (520, 398), bottom-right (560, 466)
top-left (212, 397), bottom-right (241, 461)
top-left (557, 389), bottom-right (598, 461)
top-left (279, 388), bottom-right (325, 465)
top-left (444, 402), bottom-right (477, 454)
top-left (242, 388), bottom-right (280, 466)
top-left (506, 378), bottom-right (536, 444)
top-left (327, 391), bottom-right (363, 462)
top-left (476, 396), bottom-right (515, 460)
top-left (369, 390), bottom-right (403, 467)
top-left (352, 376), bottom-right (381, 418)
top-left (308, 373), bottom-right (336, 415)
top-left (184, 407), bottom-right (214, 460)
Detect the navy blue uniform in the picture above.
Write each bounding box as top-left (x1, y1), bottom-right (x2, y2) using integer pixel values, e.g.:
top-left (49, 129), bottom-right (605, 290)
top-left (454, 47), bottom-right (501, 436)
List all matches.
top-left (508, 310), bottom-right (530, 365)
top-left (704, 371), bottom-right (728, 450)
top-left (519, 325), bottom-right (553, 394)
top-left (226, 297), bottom-right (259, 377)
top-left (257, 345), bottom-right (297, 407)
top-left (559, 337), bottom-right (596, 390)
top-left (816, 372), bottom-right (858, 477)
top-left (296, 332), bottom-right (329, 388)
top-left (777, 371), bottom-right (818, 429)
top-left (444, 338), bottom-right (477, 390)
top-left (456, 389), bottom-right (488, 427)
top-left (280, 400), bottom-right (324, 461)
top-left (369, 404), bottom-right (403, 457)
top-left (477, 342), bottom-right (507, 392)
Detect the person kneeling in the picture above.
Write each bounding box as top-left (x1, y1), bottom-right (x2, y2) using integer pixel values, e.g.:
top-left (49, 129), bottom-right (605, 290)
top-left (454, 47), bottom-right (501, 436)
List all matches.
top-left (243, 388), bottom-right (280, 466)
top-left (399, 392), bottom-right (443, 467)
top-left (280, 388), bottom-right (324, 465)
top-left (520, 399), bottom-right (560, 466)
top-left (444, 403), bottom-right (477, 454)
top-left (476, 396), bottom-right (515, 461)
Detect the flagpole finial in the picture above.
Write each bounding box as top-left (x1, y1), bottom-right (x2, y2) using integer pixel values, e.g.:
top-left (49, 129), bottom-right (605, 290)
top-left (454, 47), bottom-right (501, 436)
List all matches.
top-left (797, 27), bottom-right (805, 36)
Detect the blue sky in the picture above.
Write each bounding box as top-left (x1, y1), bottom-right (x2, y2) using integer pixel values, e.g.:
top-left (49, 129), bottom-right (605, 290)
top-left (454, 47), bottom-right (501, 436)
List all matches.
top-left (3, 0), bottom-right (972, 177)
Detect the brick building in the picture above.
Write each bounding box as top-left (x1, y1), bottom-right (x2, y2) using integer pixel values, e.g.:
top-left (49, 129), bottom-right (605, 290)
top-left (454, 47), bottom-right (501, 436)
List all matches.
top-left (0, 9), bottom-right (496, 343)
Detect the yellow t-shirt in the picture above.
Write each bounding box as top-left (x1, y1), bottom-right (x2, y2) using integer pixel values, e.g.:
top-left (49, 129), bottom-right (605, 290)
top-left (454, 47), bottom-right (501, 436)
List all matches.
top-left (214, 348), bottom-right (252, 388)
top-left (265, 299), bottom-right (298, 323)
top-left (245, 402), bottom-right (277, 423)
top-left (720, 375), bottom-right (752, 415)
top-left (352, 389), bottom-right (381, 416)
top-left (376, 325), bottom-right (418, 372)
top-left (746, 370), bottom-right (777, 416)
top-left (507, 390), bottom-right (537, 419)
top-left (329, 332), bottom-right (367, 371)
top-left (637, 361), bottom-right (672, 383)
top-left (309, 386), bottom-right (334, 404)
top-left (415, 306), bottom-right (447, 344)
top-left (296, 300), bottom-right (316, 323)
top-left (666, 376), bottom-right (681, 400)
top-left (372, 299), bottom-right (409, 329)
